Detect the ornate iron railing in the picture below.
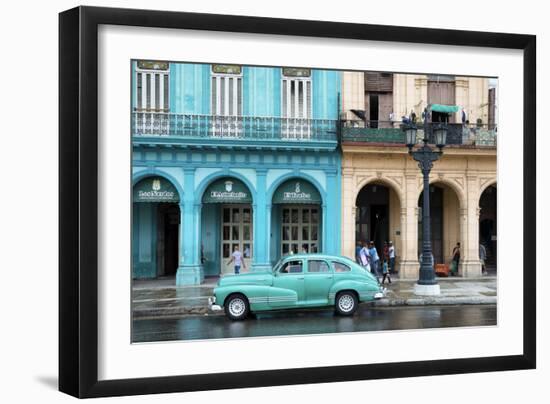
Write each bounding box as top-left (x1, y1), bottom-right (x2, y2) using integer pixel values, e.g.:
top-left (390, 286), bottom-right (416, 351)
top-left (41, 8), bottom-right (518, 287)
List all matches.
top-left (341, 120), bottom-right (497, 147)
top-left (132, 112), bottom-right (338, 142)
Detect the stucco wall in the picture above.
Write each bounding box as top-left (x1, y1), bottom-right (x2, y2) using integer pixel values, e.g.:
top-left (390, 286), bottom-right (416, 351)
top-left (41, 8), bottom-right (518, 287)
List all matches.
top-left (341, 146), bottom-right (496, 279)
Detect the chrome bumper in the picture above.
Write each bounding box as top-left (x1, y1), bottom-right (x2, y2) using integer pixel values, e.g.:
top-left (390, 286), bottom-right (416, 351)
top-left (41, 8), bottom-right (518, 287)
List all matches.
top-left (208, 296), bottom-right (223, 311)
top-left (374, 288), bottom-right (387, 300)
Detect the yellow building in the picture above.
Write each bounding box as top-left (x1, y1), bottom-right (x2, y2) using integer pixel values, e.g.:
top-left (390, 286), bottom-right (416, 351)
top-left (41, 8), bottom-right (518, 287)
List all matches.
top-left (341, 72), bottom-right (497, 279)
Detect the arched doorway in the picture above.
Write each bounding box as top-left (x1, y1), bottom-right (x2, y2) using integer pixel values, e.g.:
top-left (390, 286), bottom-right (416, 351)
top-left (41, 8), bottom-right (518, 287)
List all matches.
top-left (132, 176), bottom-right (180, 279)
top-left (271, 178), bottom-right (322, 260)
top-left (417, 183), bottom-right (461, 268)
top-left (479, 184), bottom-right (497, 275)
top-left (200, 177), bottom-right (253, 276)
top-left (355, 182), bottom-right (402, 272)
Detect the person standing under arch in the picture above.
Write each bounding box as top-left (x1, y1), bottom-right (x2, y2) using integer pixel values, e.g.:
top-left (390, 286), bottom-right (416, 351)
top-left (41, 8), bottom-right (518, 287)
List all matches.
top-left (388, 241), bottom-right (396, 274)
top-left (368, 241), bottom-right (380, 281)
top-left (451, 242), bottom-right (461, 276)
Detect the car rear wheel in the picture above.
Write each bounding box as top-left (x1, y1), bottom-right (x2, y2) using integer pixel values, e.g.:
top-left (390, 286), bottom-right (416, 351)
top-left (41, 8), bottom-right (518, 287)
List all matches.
top-left (224, 294), bottom-right (249, 321)
top-left (335, 291), bottom-right (358, 316)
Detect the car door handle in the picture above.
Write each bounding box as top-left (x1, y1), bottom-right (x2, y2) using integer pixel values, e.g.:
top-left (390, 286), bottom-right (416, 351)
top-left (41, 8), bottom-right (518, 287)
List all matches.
top-left (296, 276), bottom-right (304, 280)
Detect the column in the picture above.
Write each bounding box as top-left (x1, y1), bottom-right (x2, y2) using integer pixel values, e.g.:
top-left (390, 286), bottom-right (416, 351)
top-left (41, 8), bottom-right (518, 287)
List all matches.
top-left (252, 170), bottom-right (271, 271)
top-left (400, 173), bottom-right (420, 279)
top-left (325, 172), bottom-right (338, 255)
top-left (461, 175), bottom-right (482, 277)
top-left (176, 168), bottom-right (204, 285)
top-left (341, 169), bottom-right (356, 260)
top-left (398, 207), bottom-right (407, 276)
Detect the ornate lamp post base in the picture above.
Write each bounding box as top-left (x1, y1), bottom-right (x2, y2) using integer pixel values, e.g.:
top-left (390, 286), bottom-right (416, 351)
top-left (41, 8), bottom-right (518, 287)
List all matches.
top-left (413, 283), bottom-right (441, 296)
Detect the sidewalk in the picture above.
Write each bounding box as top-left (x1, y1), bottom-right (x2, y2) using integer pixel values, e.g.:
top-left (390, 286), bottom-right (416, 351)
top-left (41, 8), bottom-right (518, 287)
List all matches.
top-left (132, 276), bottom-right (497, 319)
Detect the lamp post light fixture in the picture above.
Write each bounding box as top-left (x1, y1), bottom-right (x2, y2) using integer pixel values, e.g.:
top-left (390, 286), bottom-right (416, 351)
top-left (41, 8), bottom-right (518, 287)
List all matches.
top-left (403, 117), bottom-right (448, 295)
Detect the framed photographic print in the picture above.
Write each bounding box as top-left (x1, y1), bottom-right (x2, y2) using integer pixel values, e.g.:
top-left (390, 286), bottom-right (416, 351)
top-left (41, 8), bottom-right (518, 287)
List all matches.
top-left (59, 6), bottom-right (536, 398)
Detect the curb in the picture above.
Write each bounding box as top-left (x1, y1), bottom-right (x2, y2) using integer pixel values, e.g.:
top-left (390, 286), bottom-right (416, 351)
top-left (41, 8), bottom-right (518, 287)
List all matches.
top-left (133, 306), bottom-right (215, 319)
top-left (372, 296), bottom-right (497, 307)
top-left (133, 297), bottom-right (496, 319)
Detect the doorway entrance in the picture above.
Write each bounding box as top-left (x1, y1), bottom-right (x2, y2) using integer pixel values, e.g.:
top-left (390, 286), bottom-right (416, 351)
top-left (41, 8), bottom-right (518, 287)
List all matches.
top-left (281, 205), bottom-right (320, 255)
top-left (368, 94), bottom-right (379, 127)
top-left (417, 183), bottom-right (461, 266)
top-left (156, 203), bottom-right (180, 277)
top-left (132, 176), bottom-right (181, 280)
top-left (479, 185), bottom-right (497, 273)
top-left (220, 205), bottom-right (253, 275)
top-left (418, 186), bottom-right (444, 264)
top-left (201, 177), bottom-right (254, 277)
top-left (356, 184), bottom-right (390, 258)
top-left (272, 178), bottom-right (323, 261)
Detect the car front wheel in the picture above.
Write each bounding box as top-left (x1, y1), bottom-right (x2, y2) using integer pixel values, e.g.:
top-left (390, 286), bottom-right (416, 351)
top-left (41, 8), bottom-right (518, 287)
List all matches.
top-left (224, 294), bottom-right (249, 321)
top-left (335, 291), bottom-right (358, 316)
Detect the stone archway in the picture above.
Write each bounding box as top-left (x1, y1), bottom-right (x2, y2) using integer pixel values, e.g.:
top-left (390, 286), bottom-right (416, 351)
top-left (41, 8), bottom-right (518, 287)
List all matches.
top-left (132, 176), bottom-right (181, 280)
top-left (417, 182), bottom-right (462, 272)
top-left (271, 178), bottom-right (323, 261)
top-left (200, 177), bottom-right (254, 277)
top-left (354, 178), bottom-right (404, 274)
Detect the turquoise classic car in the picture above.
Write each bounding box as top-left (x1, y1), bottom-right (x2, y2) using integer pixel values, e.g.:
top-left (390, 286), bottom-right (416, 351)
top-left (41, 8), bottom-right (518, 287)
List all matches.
top-left (208, 254), bottom-right (386, 320)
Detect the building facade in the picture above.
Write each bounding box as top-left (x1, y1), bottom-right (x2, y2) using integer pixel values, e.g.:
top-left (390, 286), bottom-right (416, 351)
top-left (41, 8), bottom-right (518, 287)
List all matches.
top-left (131, 61), bottom-right (342, 285)
top-left (340, 72), bottom-right (497, 278)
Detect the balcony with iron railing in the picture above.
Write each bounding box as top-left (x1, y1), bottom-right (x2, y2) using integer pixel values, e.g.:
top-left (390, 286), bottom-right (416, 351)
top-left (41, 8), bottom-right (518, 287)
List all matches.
top-left (131, 112), bottom-right (339, 150)
top-left (341, 120), bottom-right (497, 147)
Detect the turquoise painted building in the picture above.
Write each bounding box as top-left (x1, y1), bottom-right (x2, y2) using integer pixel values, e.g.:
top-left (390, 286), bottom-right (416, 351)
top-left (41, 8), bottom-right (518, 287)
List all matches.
top-left (132, 61), bottom-right (342, 285)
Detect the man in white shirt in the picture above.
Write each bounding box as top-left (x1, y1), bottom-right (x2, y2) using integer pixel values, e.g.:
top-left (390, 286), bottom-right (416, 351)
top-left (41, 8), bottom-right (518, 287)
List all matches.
top-left (388, 241), bottom-right (396, 274)
top-left (227, 245), bottom-right (246, 274)
top-left (359, 241), bottom-right (371, 273)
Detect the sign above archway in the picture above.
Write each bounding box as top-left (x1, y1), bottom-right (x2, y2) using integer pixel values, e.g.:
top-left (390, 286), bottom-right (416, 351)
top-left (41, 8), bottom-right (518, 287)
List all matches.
top-left (202, 178), bottom-right (252, 204)
top-left (133, 177), bottom-right (180, 202)
top-left (273, 179), bottom-right (321, 204)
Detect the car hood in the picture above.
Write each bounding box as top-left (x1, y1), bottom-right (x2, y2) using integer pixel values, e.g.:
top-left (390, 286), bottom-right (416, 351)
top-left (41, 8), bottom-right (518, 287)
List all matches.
top-left (218, 271), bottom-right (273, 287)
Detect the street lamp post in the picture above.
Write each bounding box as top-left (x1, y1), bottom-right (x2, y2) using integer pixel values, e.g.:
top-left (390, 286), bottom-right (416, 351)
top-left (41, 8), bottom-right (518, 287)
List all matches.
top-left (403, 115), bottom-right (447, 295)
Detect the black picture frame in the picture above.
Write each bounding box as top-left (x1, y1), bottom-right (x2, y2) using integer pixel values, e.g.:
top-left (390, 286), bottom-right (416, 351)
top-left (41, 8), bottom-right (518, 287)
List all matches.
top-left (59, 6), bottom-right (536, 398)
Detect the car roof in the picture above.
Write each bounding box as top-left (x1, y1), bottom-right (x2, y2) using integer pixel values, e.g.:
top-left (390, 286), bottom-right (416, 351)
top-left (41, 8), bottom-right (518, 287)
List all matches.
top-left (281, 253), bottom-right (349, 261)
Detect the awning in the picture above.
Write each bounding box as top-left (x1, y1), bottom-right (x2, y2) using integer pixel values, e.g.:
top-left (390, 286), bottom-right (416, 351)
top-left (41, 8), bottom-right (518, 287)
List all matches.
top-left (273, 179), bottom-right (321, 204)
top-left (133, 177), bottom-right (180, 202)
top-left (202, 178), bottom-right (252, 204)
top-left (430, 104), bottom-right (460, 113)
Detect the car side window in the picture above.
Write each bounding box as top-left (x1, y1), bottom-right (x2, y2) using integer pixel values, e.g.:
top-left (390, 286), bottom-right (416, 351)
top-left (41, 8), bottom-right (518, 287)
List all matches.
top-left (280, 260), bottom-right (303, 274)
top-left (308, 260), bottom-right (330, 273)
top-left (333, 261), bottom-right (351, 273)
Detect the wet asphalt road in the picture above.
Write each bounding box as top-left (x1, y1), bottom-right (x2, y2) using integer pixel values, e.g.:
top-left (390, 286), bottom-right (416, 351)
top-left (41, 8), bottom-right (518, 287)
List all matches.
top-left (132, 304), bottom-right (496, 343)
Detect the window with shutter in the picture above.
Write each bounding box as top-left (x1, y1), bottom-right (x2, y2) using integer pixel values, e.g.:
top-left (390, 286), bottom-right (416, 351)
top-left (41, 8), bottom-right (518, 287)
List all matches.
top-left (211, 65), bottom-right (243, 137)
top-left (134, 61), bottom-right (170, 135)
top-left (135, 61), bottom-right (170, 112)
top-left (211, 66), bottom-right (243, 116)
top-left (281, 70), bottom-right (312, 139)
top-left (365, 72), bottom-right (393, 93)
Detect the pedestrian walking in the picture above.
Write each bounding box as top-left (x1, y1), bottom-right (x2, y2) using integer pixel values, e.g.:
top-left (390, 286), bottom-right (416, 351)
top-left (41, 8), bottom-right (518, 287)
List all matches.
top-left (226, 245), bottom-right (246, 274)
top-left (368, 241), bottom-right (380, 280)
top-left (359, 241), bottom-right (371, 273)
top-left (381, 258), bottom-right (392, 284)
top-left (479, 243), bottom-right (487, 275)
top-left (451, 242), bottom-right (461, 276)
top-left (355, 241), bottom-right (363, 265)
top-left (383, 241), bottom-right (389, 263)
top-left (388, 241), bottom-right (396, 274)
